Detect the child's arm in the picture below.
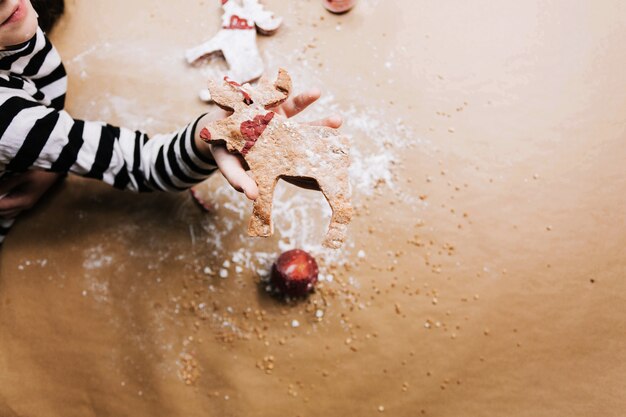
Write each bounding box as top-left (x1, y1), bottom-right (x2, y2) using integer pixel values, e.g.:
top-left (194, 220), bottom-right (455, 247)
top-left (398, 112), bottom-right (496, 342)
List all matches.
top-left (0, 90), bottom-right (219, 192)
top-left (0, 88), bottom-right (340, 207)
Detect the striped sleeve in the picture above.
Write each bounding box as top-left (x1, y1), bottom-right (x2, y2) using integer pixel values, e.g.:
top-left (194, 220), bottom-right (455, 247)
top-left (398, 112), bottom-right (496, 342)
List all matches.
top-left (0, 92), bottom-right (217, 192)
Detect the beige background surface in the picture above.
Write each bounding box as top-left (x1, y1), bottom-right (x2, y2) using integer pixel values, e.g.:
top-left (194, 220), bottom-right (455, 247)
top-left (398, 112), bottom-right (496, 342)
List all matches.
top-left (1, 0), bottom-right (625, 416)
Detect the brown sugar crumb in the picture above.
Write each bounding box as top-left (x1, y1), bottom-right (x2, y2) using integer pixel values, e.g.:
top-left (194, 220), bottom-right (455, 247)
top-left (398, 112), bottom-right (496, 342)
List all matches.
top-left (256, 355), bottom-right (276, 374)
top-left (178, 352), bottom-right (200, 385)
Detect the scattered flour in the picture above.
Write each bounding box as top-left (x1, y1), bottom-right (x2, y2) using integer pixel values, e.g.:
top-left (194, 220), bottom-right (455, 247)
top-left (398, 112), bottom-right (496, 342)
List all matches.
top-left (81, 245), bottom-right (114, 303)
top-left (83, 245), bottom-right (113, 270)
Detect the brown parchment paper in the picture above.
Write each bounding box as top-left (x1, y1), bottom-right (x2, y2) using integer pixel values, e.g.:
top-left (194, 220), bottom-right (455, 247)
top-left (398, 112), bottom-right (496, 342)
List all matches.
top-left (0, 0), bottom-right (625, 416)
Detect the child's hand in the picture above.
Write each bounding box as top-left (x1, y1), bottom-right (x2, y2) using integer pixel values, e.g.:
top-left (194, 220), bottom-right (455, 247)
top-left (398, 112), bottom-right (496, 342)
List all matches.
top-left (0, 171), bottom-right (63, 219)
top-left (209, 89), bottom-right (342, 200)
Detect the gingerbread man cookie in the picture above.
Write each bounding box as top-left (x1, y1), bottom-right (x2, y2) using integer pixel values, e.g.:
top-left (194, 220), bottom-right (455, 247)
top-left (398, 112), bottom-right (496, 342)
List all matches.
top-left (199, 69), bottom-right (352, 249)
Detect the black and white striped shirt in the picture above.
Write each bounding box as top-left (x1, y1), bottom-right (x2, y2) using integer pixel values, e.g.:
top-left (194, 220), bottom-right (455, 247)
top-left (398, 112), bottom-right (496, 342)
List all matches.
top-left (0, 28), bottom-right (217, 243)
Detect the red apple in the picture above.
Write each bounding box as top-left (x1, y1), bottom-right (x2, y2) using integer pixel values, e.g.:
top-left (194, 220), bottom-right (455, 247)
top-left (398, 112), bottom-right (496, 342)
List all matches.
top-left (271, 250), bottom-right (319, 297)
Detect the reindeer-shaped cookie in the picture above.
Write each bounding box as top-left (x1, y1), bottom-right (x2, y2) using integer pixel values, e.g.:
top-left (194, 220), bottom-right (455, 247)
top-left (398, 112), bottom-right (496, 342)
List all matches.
top-left (186, 0), bottom-right (282, 84)
top-left (199, 69), bottom-right (352, 249)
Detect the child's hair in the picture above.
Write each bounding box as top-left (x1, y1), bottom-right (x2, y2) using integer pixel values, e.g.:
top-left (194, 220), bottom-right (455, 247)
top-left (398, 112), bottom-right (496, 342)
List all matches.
top-left (31, 0), bottom-right (65, 33)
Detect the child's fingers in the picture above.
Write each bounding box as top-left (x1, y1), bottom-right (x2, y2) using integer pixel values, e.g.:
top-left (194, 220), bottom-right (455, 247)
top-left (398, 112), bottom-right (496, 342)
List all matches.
top-left (0, 175), bottom-right (25, 196)
top-left (0, 209), bottom-right (22, 219)
top-left (211, 145), bottom-right (259, 200)
top-left (306, 115), bottom-right (343, 128)
top-left (279, 89), bottom-right (321, 118)
top-left (0, 195), bottom-right (28, 210)
top-left (0, 195), bottom-right (29, 217)
top-left (244, 171), bottom-right (259, 199)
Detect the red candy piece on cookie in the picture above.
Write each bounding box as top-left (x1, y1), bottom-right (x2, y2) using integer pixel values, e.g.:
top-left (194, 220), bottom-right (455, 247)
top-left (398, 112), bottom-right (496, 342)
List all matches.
top-left (227, 15), bottom-right (255, 30)
top-left (199, 127), bottom-right (212, 141)
top-left (240, 112), bottom-right (275, 155)
top-left (271, 249), bottom-right (319, 297)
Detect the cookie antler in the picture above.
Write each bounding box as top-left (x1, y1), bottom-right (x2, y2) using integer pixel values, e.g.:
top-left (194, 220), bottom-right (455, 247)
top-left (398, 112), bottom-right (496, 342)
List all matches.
top-left (208, 78), bottom-right (249, 111)
top-left (251, 68), bottom-right (292, 109)
top-left (274, 68), bottom-right (292, 95)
